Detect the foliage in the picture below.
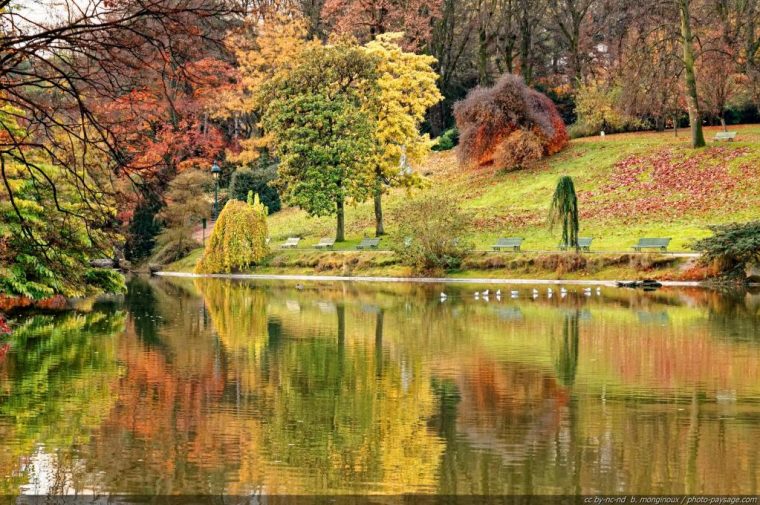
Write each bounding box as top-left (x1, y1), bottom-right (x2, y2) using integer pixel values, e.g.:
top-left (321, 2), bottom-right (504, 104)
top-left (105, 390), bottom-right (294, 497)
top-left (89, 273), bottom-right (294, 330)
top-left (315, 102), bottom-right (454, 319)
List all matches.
top-left (432, 127), bottom-right (459, 151)
top-left (153, 168), bottom-right (213, 265)
top-left (453, 73), bottom-right (568, 171)
top-left (84, 268), bottom-right (127, 294)
top-left (195, 196), bottom-right (270, 274)
top-left (322, 0), bottom-right (442, 49)
top-left (391, 193), bottom-right (472, 272)
top-left (494, 129), bottom-right (545, 170)
top-left (229, 158), bottom-right (281, 214)
top-left (262, 41), bottom-right (378, 241)
top-left (364, 33), bottom-right (443, 234)
top-left (548, 176), bottom-right (580, 249)
top-left (574, 80), bottom-right (640, 134)
top-left (692, 221), bottom-right (760, 275)
top-left (0, 107), bottom-right (122, 299)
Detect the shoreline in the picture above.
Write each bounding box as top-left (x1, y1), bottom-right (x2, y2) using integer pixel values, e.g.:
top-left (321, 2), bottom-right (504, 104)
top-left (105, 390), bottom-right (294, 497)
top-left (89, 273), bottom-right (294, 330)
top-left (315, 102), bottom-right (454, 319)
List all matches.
top-left (154, 271), bottom-right (706, 287)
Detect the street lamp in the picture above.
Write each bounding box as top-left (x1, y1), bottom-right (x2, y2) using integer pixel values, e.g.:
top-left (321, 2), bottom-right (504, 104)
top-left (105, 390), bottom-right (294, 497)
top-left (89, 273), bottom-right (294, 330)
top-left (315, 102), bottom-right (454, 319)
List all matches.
top-left (211, 160), bottom-right (221, 218)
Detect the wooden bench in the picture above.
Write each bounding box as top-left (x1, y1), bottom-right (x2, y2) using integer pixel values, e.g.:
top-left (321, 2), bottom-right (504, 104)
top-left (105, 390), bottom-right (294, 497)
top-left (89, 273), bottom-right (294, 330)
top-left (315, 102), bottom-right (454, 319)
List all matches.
top-left (559, 237), bottom-right (593, 252)
top-left (357, 237), bottom-right (380, 250)
top-left (280, 237), bottom-right (301, 249)
top-left (715, 131), bottom-right (737, 142)
top-left (492, 237), bottom-right (524, 252)
top-left (314, 237), bottom-right (335, 249)
top-left (633, 238), bottom-right (671, 252)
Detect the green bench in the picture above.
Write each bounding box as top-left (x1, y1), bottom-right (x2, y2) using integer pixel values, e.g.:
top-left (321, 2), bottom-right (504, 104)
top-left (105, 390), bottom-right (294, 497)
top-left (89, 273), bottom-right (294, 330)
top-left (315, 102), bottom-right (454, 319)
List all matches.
top-left (357, 237), bottom-right (381, 250)
top-left (714, 131), bottom-right (737, 142)
top-left (633, 238), bottom-right (671, 252)
top-left (559, 237), bottom-right (593, 251)
top-left (314, 237), bottom-right (335, 249)
top-left (280, 237), bottom-right (301, 249)
top-left (492, 237), bottom-right (524, 252)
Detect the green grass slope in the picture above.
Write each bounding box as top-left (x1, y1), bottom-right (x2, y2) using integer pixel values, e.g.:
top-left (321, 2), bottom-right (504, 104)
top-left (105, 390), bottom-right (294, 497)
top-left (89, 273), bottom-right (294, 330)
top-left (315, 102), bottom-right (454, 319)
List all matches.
top-left (266, 124), bottom-right (760, 253)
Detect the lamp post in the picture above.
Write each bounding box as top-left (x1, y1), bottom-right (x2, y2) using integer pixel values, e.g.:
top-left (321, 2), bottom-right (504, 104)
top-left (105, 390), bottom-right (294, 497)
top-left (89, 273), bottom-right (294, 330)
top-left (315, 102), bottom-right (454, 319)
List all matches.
top-left (211, 160), bottom-right (221, 218)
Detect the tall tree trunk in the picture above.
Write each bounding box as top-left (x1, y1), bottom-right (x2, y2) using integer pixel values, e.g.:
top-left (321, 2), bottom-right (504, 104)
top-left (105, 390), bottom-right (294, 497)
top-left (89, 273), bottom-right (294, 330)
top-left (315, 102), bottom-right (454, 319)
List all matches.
top-left (374, 184), bottom-right (385, 237)
top-left (336, 196), bottom-right (345, 242)
top-left (478, 28), bottom-right (490, 85)
top-left (679, 0), bottom-right (706, 148)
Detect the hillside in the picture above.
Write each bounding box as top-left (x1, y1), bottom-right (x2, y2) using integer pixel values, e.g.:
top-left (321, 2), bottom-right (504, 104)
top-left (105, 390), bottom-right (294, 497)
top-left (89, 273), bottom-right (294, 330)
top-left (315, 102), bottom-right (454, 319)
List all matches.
top-left (265, 124), bottom-right (760, 253)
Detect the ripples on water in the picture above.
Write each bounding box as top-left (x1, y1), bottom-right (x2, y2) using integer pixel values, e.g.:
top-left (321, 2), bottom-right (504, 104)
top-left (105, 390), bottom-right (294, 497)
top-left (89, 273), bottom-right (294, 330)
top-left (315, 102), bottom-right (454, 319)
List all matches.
top-left (0, 277), bottom-right (759, 495)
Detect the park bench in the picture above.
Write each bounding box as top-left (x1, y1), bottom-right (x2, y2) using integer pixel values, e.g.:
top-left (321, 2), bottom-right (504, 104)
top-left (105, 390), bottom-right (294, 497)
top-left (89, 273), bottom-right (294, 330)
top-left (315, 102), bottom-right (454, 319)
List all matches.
top-left (559, 237), bottom-right (593, 252)
top-left (314, 237), bottom-right (336, 249)
top-left (633, 238), bottom-right (671, 252)
top-left (492, 237), bottom-right (524, 252)
top-left (357, 237), bottom-right (381, 250)
top-left (714, 131), bottom-right (737, 142)
top-left (280, 237), bottom-right (301, 249)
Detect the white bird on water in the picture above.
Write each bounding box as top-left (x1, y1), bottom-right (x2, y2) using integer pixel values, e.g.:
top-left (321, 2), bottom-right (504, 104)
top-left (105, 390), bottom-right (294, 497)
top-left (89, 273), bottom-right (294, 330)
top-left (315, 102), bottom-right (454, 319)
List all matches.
top-left (440, 292), bottom-right (448, 301)
top-left (482, 289), bottom-right (490, 296)
top-left (511, 290), bottom-right (519, 298)
top-left (495, 289), bottom-right (501, 297)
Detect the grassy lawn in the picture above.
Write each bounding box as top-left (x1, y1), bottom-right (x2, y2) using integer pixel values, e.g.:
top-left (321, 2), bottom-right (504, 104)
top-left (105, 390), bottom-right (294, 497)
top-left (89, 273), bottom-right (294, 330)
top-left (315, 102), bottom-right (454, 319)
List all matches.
top-left (169, 125), bottom-right (760, 279)
top-left (266, 124), bottom-right (760, 253)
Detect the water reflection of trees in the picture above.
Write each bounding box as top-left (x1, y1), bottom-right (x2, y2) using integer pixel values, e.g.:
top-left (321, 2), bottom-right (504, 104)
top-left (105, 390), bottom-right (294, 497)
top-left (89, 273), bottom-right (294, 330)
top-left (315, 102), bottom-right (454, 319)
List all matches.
top-left (0, 310), bottom-right (125, 494)
top-left (6, 278), bottom-right (760, 494)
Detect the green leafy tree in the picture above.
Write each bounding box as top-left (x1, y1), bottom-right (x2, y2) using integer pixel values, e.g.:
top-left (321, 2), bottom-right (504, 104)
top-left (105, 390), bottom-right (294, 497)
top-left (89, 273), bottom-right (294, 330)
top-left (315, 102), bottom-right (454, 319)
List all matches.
top-left (548, 175), bottom-right (580, 250)
top-left (0, 104), bottom-right (122, 298)
top-left (262, 41), bottom-right (378, 242)
top-left (195, 194), bottom-right (269, 273)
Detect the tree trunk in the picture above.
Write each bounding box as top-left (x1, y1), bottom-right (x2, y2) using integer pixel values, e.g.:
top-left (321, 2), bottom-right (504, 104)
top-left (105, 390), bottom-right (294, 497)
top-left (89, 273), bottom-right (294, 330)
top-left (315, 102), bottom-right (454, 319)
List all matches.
top-left (720, 115), bottom-right (727, 131)
top-left (478, 28), bottom-right (490, 85)
top-left (679, 0), bottom-right (706, 148)
top-left (374, 185), bottom-right (385, 237)
top-left (336, 196), bottom-right (345, 242)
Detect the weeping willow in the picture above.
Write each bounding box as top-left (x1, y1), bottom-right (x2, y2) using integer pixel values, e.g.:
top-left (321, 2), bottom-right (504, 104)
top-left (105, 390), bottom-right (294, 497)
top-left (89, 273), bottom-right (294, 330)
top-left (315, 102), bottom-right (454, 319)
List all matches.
top-left (548, 175), bottom-right (580, 250)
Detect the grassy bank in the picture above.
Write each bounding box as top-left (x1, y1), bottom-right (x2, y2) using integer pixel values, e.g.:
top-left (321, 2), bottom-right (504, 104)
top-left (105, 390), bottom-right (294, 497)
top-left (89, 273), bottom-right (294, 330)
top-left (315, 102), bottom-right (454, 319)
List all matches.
top-left (166, 248), bottom-right (696, 281)
top-left (167, 125), bottom-right (760, 280)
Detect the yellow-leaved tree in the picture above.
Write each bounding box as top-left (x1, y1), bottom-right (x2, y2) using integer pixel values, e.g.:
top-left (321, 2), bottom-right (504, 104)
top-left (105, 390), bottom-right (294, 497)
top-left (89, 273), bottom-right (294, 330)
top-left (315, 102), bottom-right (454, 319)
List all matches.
top-left (363, 33), bottom-right (442, 236)
top-left (219, 13), bottom-right (318, 165)
top-left (195, 192), bottom-right (269, 273)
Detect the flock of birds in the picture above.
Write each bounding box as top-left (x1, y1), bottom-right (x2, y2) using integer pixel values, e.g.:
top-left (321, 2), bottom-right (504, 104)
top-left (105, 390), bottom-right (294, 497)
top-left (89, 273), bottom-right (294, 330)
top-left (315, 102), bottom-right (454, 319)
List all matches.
top-left (439, 286), bottom-right (602, 302)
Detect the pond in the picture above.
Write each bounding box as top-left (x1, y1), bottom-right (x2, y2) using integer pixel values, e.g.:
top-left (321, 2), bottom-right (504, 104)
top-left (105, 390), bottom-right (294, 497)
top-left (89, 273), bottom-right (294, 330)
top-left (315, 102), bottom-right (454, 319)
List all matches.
top-left (1, 277), bottom-right (759, 495)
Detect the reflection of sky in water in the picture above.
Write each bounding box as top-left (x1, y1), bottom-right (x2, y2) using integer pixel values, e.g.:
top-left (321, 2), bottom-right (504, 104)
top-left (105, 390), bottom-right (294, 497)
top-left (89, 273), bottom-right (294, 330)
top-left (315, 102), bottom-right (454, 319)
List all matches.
top-left (1, 279), bottom-right (759, 495)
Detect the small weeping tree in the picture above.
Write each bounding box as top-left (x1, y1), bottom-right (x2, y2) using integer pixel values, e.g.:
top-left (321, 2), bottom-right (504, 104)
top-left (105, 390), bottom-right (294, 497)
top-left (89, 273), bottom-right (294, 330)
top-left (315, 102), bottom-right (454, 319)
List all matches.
top-left (549, 176), bottom-right (580, 251)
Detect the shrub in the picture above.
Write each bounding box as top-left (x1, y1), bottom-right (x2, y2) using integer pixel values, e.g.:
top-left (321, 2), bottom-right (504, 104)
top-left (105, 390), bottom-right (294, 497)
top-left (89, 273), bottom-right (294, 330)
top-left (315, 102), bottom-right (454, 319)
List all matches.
top-left (692, 221), bottom-right (760, 276)
top-left (453, 73), bottom-right (568, 170)
top-left (567, 121), bottom-right (598, 139)
top-left (229, 162), bottom-right (281, 213)
top-left (493, 129), bottom-right (544, 170)
top-left (195, 194), bottom-right (270, 274)
top-left (432, 127), bottom-right (459, 151)
top-left (391, 193), bottom-right (473, 273)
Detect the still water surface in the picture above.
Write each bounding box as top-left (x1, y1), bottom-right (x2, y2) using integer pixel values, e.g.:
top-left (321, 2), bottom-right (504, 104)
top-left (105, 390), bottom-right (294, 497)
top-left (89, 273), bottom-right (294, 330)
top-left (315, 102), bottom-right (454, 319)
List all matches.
top-left (1, 277), bottom-right (759, 495)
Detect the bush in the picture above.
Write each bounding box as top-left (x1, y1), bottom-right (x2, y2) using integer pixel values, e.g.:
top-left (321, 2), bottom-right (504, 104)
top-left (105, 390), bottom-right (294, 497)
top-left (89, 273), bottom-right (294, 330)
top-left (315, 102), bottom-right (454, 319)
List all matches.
top-left (692, 221), bottom-right (760, 276)
top-left (195, 194), bottom-right (270, 274)
top-left (494, 129), bottom-right (545, 170)
top-left (567, 121), bottom-right (599, 139)
top-left (391, 193), bottom-right (473, 273)
top-left (229, 163), bottom-right (281, 213)
top-left (432, 127), bottom-right (459, 151)
top-left (453, 73), bottom-right (568, 170)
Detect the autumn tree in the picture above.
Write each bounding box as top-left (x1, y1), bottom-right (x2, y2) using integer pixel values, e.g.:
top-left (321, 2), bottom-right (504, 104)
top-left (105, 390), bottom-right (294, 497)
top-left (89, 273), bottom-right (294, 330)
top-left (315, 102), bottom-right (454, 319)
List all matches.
top-left (153, 168), bottom-right (214, 265)
top-left (261, 41), bottom-right (378, 242)
top-left (321, 0), bottom-right (442, 49)
top-left (364, 33), bottom-right (442, 236)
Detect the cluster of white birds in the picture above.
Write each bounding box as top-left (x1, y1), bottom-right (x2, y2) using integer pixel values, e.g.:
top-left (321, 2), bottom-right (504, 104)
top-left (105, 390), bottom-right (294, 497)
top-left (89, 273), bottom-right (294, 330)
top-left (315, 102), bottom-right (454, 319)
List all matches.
top-left (439, 286), bottom-right (602, 301)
